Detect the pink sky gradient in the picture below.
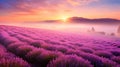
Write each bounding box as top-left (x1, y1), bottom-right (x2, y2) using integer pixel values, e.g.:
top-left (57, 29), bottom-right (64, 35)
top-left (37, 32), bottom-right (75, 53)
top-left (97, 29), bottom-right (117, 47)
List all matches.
top-left (0, 0), bottom-right (120, 22)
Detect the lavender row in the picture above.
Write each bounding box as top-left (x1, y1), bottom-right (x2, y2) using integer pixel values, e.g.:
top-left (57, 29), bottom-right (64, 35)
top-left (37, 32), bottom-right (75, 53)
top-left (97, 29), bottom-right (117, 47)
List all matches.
top-left (0, 25), bottom-right (120, 67)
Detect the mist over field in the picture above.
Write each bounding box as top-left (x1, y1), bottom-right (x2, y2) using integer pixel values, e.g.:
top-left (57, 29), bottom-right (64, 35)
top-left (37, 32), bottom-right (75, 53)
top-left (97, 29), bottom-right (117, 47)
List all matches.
top-left (1, 21), bottom-right (120, 37)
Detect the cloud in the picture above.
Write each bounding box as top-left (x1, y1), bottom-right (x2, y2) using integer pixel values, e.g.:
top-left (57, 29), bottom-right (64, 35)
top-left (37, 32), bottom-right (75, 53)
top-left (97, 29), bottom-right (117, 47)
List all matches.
top-left (0, 0), bottom-right (105, 22)
top-left (67, 0), bottom-right (99, 6)
top-left (0, 0), bottom-right (99, 14)
top-left (0, 0), bottom-right (33, 14)
top-left (0, 0), bottom-right (67, 15)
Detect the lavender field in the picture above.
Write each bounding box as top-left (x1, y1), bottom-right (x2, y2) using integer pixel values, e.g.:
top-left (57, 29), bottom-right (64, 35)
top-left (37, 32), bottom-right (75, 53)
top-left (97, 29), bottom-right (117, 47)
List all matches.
top-left (0, 25), bottom-right (120, 67)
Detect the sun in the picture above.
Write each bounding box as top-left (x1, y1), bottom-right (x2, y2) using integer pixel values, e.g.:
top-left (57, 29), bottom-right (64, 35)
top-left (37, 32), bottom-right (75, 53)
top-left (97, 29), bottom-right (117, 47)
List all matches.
top-left (61, 16), bottom-right (69, 22)
top-left (61, 17), bottom-right (67, 22)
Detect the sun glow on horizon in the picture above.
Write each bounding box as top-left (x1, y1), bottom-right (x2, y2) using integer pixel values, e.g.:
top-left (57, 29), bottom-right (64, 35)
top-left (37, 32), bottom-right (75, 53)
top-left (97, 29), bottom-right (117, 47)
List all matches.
top-left (60, 16), bottom-right (70, 23)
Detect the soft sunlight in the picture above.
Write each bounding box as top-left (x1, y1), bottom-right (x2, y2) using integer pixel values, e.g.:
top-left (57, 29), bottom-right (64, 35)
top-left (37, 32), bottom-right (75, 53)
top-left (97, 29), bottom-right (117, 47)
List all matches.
top-left (61, 16), bottom-right (69, 22)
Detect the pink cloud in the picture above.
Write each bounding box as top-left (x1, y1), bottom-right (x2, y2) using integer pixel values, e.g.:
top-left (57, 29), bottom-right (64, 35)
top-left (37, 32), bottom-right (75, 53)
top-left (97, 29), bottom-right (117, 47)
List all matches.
top-left (0, 0), bottom-right (99, 14)
top-left (67, 0), bottom-right (99, 6)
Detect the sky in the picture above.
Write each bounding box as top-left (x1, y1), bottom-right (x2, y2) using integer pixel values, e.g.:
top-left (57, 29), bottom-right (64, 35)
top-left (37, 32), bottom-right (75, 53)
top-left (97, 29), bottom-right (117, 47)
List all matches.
top-left (0, 0), bottom-right (120, 22)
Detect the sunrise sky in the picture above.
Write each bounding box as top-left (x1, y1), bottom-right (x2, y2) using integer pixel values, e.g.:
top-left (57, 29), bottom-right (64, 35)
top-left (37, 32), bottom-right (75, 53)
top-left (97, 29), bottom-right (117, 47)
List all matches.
top-left (0, 0), bottom-right (120, 22)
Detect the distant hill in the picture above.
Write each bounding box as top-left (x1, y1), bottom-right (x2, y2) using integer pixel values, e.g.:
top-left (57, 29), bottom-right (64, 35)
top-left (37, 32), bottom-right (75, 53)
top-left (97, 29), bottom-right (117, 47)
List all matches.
top-left (68, 17), bottom-right (120, 24)
top-left (41, 20), bottom-right (62, 23)
top-left (26, 17), bottom-right (120, 24)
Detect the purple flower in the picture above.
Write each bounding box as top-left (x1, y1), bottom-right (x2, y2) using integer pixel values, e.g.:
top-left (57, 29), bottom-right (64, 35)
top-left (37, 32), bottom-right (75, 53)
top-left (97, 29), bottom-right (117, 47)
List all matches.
top-left (47, 55), bottom-right (93, 67)
top-left (0, 58), bottom-right (31, 67)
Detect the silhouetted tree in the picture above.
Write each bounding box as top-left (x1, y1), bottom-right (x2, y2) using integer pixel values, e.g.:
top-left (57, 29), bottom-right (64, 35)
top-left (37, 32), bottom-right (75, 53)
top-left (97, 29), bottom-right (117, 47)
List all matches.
top-left (117, 25), bottom-right (120, 35)
top-left (91, 27), bottom-right (95, 32)
top-left (110, 33), bottom-right (115, 36)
